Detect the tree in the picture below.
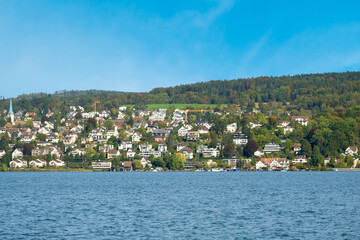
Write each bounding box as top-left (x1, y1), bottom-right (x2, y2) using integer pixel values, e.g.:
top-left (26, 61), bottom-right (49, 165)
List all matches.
top-left (300, 139), bottom-right (312, 157)
top-left (243, 140), bottom-right (258, 157)
top-left (85, 118), bottom-right (97, 133)
top-left (133, 160), bottom-right (142, 170)
top-left (23, 143), bottom-right (33, 156)
top-left (223, 144), bottom-right (236, 158)
top-left (310, 146), bottom-right (322, 166)
top-left (104, 120), bottom-right (114, 130)
top-left (36, 133), bottom-right (47, 141)
top-left (168, 153), bottom-right (186, 170)
top-left (345, 155), bottom-right (354, 168)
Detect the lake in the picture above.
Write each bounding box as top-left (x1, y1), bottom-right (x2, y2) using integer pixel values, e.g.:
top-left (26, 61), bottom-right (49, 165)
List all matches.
top-left (0, 172), bottom-right (359, 239)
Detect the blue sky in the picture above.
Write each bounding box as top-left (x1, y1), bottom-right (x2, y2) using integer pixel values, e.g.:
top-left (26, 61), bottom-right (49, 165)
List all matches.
top-left (1, 0), bottom-right (360, 98)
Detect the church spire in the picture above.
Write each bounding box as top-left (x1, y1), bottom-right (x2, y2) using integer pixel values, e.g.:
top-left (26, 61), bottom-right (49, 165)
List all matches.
top-left (8, 98), bottom-right (14, 125)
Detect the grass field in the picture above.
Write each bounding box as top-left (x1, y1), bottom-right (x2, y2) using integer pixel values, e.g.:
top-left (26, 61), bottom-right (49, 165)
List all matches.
top-left (124, 104), bottom-right (227, 110)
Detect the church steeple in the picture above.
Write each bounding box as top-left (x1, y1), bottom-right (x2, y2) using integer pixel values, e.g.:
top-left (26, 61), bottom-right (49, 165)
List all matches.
top-left (8, 98), bottom-right (14, 125)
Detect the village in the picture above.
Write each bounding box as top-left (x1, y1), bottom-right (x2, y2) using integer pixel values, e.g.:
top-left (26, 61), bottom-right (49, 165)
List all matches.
top-left (0, 99), bottom-right (359, 172)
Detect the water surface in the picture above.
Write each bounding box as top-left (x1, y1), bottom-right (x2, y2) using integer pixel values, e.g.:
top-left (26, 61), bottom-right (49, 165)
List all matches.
top-left (0, 172), bottom-right (359, 239)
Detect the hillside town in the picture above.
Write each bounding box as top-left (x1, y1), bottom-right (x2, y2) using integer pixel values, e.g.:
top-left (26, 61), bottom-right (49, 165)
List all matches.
top-left (0, 99), bottom-right (359, 172)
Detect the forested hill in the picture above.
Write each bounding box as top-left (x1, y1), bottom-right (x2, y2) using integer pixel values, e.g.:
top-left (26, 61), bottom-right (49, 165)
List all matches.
top-left (2, 71), bottom-right (360, 113)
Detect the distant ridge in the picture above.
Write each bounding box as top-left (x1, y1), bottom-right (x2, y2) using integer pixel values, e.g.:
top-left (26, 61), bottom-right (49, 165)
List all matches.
top-left (1, 71), bottom-right (360, 112)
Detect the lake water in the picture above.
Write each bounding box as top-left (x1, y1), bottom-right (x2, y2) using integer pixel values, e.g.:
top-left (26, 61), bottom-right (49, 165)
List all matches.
top-left (0, 172), bottom-right (359, 239)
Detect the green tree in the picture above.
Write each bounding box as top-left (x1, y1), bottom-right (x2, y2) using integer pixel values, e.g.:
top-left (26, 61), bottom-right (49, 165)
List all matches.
top-left (310, 146), bottom-right (322, 166)
top-left (104, 120), bottom-right (114, 130)
top-left (243, 140), bottom-right (258, 157)
top-left (133, 160), bottom-right (142, 170)
top-left (168, 153), bottom-right (186, 170)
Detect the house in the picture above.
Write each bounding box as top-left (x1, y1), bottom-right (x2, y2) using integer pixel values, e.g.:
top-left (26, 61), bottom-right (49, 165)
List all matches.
top-left (293, 143), bottom-right (302, 153)
top-left (202, 148), bottom-right (220, 158)
top-left (46, 133), bottom-right (60, 143)
top-left (107, 150), bottom-right (120, 159)
top-left (29, 159), bottom-right (47, 168)
top-left (99, 144), bottom-right (114, 153)
top-left (152, 129), bottom-right (170, 142)
top-left (49, 159), bottom-right (66, 167)
top-left (71, 148), bottom-right (86, 156)
top-left (0, 150), bottom-right (6, 158)
top-left (178, 125), bottom-right (192, 137)
top-left (277, 120), bottom-right (291, 128)
top-left (256, 161), bottom-right (267, 170)
top-left (122, 161), bottom-right (133, 171)
top-left (177, 143), bottom-right (186, 152)
top-left (263, 143), bottom-right (281, 153)
top-left (249, 122), bottom-right (262, 129)
top-left (284, 126), bottom-right (295, 134)
top-left (186, 131), bottom-right (200, 141)
top-left (139, 143), bottom-right (152, 152)
top-left (222, 158), bottom-right (238, 168)
top-left (345, 146), bottom-right (358, 155)
top-left (254, 150), bottom-right (264, 157)
top-left (127, 149), bottom-right (136, 158)
top-left (12, 148), bottom-right (23, 159)
top-left (226, 123), bottom-right (237, 133)
top-left (157, 143), bottom-right (168, 153)
top-left (140, 157), bottom-right (152, 168)
top-left (184, 161), bottom-right (202, 169)
top-left (132, 132), bottom-right (142, 143)
top-left (92, 161), bottom-right (112, 169)
top-left (233, 132), bottom-right (248, 145)
top-left (9, 159), bottom-right (28, 168)
top-left (291, 116), bottom-right (308, 126)
top-left (198, 126), bottom-right (209, 134)
top-left (292, 155), bottom-right (307, 164)
top-left (119, 141), bottom-right (132, 151)
top-left (179, 147), bottom-right (194, 160)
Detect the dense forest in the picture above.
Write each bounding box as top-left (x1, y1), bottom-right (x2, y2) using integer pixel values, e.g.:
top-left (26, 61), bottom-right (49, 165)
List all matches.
top-left (1, 71), bottom-right (360, 115)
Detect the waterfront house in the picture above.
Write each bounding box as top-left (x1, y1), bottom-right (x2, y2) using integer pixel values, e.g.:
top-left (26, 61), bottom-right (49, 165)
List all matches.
top-left (92, 161), bottom-right (112, 169)
top-left (122, 161), bottom-right (133, 171)
top-left (29, 159), bottom-right (47, 168)
top-left (345, 146), bottom-right (358, 155)
top-left (292, 155), bottom-right (307, 164)
top-left (140, 157), bottom-right (152, 168)
top-left (49, 159), bottom-right (66, 167)
top-left (9, 159), bottom-right (28, 168)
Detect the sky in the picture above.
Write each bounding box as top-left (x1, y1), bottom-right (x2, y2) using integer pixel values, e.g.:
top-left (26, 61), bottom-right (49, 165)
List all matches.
top-left (1, 0), bottom-right (360, 98)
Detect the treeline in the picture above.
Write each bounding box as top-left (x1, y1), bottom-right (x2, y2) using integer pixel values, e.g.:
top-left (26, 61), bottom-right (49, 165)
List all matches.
top-left (1, 71), bottom-right (360, 115)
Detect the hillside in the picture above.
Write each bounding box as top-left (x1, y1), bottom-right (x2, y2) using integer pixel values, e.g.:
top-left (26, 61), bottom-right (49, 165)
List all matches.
top-left (1, 71), bottom-right (360, 114)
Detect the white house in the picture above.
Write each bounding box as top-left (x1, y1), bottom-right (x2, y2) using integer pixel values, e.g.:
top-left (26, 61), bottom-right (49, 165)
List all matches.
top-left (179, 147), bottom-right (194, 160)
top-left (256, 161), bottom-right (267, 170)
top-left (119, 141), bottom-right (132, 151)
top-left (0, 150), bottom-right (5, 158)
top-left (107, 150), bottom-right (121, 159)
top-left (140, 157), bottom-right (152, 168)
top-left (292, 155), bottom-right (307, 164)
top-left (345, 146), bottom-right (358, 155)
top-left (226, 123), bottom-right (237, 133)
top-left (49, 159), bottom-right (66, 167)
top-left (127, 149), bottom-right (136, 158)
top-left (233, 132), bottom-right (248, 145)
top-left (291, 116), bottom-right (308, 126)
top-left (29, 159), bottom-right (47, 168)
top-left (9, 159), bottom-right (28, 168)
top-left (12, 148), bottom-right (23, 159)
top-left (132, 132), bottom-right (142, 143)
